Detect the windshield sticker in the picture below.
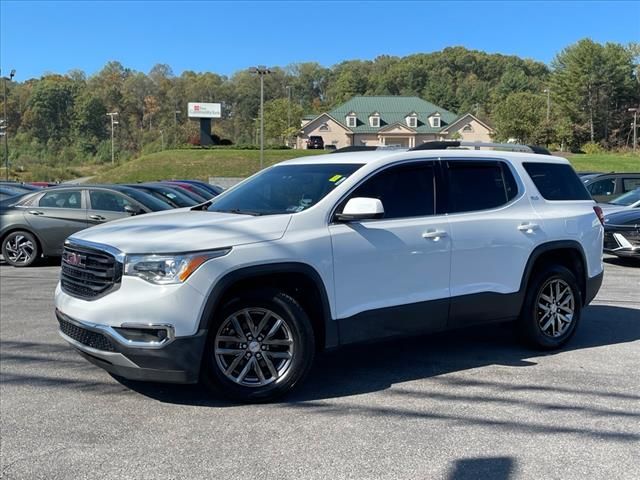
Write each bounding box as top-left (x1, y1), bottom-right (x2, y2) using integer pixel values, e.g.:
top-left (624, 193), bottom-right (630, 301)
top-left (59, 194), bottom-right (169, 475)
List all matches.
top-left (329, 174), bottom-right (343, 183)
top-left (334, 177), bottom-right (347, 186)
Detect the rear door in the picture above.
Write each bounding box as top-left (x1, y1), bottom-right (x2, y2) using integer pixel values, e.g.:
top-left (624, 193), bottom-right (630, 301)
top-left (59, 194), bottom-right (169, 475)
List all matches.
top-left (24, 189), bottom-right (88, 254)
top-left (444, 159), bottom-right (540, 327)
top-left (86, 189), bottom-right (138, 225)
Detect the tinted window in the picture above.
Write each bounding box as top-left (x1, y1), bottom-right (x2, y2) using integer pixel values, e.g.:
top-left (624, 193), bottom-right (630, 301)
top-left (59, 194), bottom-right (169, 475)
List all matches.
top-left (39, 190), bottom-right (82, 209)
top-left (89, 191), bottom-right (135, 212)
top-left (623, 178), bottom-right (640, 192)
top-left (587, 179), bottom-right (615, 196)
top-left (447, 161), bottom-right (518, 213)
top-left (345, 162), bottom-right (435, 219)
top-left (523, 163), bottom-right (591, 201)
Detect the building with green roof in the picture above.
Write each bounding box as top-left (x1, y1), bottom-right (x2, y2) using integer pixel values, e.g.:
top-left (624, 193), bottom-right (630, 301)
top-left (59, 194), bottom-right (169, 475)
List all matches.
top-left (297, 96), bottom-right (493, 149)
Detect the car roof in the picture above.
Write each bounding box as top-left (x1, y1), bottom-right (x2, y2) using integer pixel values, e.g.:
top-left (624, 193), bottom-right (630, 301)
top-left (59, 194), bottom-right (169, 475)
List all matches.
top-left (604, 209), bottom-right (640, 224)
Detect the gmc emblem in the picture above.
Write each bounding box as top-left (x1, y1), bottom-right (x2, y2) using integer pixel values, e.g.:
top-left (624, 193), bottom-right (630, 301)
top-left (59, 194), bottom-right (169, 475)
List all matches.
top-left (64, 252), bottom-right (86, 268)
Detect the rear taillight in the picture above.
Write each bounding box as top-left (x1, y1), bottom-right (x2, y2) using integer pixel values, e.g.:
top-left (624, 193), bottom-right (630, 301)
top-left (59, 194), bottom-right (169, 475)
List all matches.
top-left (593, 206), bottom-right (605, 226)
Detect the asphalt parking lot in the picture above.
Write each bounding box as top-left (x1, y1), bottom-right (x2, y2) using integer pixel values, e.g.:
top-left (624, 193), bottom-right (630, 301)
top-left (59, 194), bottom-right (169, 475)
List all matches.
top-left (0, 258), bottom-right (638, 480)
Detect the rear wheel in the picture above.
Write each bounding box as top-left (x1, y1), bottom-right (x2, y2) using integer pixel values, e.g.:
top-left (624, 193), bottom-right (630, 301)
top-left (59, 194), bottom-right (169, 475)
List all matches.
top-left (519, 265), bottom-right (582, 349)
top-left (202, 289), bottom-right (315, 402)
top-left (2, 231), bottom-right (40, 267)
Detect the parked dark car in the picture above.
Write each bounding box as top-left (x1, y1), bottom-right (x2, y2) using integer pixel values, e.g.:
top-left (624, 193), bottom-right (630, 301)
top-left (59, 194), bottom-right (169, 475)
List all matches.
top-left (172, 180), bottom-right (224, 196)
top-left (603, 209), bottom-right (640, 259)
top-left (599, 188), bottom-right (640, 214)
top-left (161, 181), bottom-right (210, 202)
top-left (0, 181), bottom-right (41, 192)
top-left (0, 185), bottom-right (171, 267)
top-left (583, 172), bottom-right (640, 202)
top-left (306, 136), bottom-right (324, 149)
top-left (0, 185), bottom-right (34, 201)
top-left (125, 183), bottom-right (198, 208)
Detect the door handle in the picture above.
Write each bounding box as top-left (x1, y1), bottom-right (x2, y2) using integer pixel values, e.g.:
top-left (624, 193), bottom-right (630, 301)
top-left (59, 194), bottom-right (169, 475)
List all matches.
top-left (28, 210), bottom-right (44, 216)
top-left (422, 230), bottom-right (448, 240)
top-left (89, 214), bottom-right (106, 221)
top-left (518, 223), bottom-right (540, 233)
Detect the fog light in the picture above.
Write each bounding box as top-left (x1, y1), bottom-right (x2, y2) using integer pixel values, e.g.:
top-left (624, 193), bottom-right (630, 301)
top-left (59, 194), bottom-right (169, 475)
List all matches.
top-left (113, 326), bottom-right (172, 344)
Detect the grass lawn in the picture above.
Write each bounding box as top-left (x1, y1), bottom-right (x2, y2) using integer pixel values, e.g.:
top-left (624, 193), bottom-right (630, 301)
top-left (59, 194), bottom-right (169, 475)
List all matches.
top-left (91, 148), bottom-right (640, 184)
top-left (93, 149), bottom-right (325, 183)
top-left (561, 152), bottom-right (640, 173)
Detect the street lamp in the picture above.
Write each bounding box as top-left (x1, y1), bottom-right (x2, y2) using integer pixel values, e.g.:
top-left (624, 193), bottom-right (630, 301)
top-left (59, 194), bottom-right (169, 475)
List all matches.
top-left (2, 69), bottom-right (15, 180)
top-left (629, 108), bottom-right (638, 152)
top-left (543, 88), bottom-right (551, 122)
top-left (249, 66), bottom-right (272, 170)
top-left (106, 112), bottom-right (119, 165)
top-left (285, 85), bottom-right (292, 147)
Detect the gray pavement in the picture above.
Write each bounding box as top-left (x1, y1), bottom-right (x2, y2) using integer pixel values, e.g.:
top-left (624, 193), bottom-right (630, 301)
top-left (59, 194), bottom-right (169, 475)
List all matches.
top-left (1, 257), bottom-right (639, 480)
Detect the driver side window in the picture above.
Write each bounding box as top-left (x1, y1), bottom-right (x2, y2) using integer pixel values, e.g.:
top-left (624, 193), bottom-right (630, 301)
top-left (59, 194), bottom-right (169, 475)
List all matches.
top-left (587, 179), bottom-right (615, 196)
top-left (342, 162), bottom-right (436, 219)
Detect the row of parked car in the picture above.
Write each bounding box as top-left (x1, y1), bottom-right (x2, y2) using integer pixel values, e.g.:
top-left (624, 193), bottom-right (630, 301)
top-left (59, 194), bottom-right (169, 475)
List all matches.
top-left (1, 170), bottom-right (639, 267)
top-left (0, 180), bottom-right (223, 267)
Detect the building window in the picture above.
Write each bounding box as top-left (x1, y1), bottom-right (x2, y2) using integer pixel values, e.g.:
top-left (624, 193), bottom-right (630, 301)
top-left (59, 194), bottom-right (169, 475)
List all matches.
top-left (319, 123), bottom-right (330, 132)
top-left (370, 116), bottom-right (380, 128)
top-left (431, 117), bottom-right (441, 128)
top-left (407, 117), bottom-right (417, 128)
top-left (462, 124), bottom-right (473, 132)
top-left (346, 116), bottom-right (357, 128)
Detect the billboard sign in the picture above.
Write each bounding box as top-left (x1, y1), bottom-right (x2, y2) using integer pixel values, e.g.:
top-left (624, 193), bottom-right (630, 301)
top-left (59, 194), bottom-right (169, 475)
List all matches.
top-left (188, 102), bottom-right (222, 118)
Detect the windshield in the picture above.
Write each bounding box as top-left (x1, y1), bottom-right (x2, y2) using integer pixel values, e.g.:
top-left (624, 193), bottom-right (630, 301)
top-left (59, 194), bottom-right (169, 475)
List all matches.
top-left (208, 163), bottom-right (363, 215)
top-left (609, 188), bottom-right (640, 206)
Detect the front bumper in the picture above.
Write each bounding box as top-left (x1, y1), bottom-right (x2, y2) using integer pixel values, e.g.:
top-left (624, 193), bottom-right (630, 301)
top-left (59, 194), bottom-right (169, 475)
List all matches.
top-left (57, 310), bottom-right (207, 383)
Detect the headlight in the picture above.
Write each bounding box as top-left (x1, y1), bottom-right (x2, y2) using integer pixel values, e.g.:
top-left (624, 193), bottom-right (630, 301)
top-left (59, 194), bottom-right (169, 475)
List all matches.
top-left (124, 249), bottom-right (230, 284)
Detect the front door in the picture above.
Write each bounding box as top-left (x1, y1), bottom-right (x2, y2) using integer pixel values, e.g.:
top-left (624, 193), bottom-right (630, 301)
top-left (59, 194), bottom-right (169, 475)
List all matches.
top-left (86, 189), bottom-right (138, 225)
top-left (329, 160), bottom-right (451, 344)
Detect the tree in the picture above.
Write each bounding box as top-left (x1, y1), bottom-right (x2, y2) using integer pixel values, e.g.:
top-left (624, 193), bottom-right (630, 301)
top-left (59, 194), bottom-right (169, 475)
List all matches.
top-left (493, 92), bottom-right (547, 143)
top-left (263, 98), bottom-right (303, 145)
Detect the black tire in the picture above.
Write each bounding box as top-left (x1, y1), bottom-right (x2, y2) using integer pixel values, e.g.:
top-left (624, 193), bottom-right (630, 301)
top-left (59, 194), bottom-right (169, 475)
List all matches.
top-left (202, 289), bottom-right (315, 403)
top-left (1, 231), bottom-right (40, 267)
top-left (519, 264), bottom-right (582, 350)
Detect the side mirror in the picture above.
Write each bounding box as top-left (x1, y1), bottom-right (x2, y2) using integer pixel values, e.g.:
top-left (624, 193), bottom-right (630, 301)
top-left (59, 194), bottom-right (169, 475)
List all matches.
top-left (124, 205), bottom-right (140, 216)
top-left (335, 197), bottom-right (384, 222)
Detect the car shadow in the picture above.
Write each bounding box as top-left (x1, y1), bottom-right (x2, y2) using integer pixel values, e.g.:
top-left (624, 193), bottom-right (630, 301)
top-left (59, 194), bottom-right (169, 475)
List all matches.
top-left (118, 304), bottom-right (640, 407)
top-left (603, 255), bottom-right (639, 267)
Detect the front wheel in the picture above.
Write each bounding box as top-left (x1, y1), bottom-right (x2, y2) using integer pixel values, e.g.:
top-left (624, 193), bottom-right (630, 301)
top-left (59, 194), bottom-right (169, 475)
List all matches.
top-left (2, 231), bottom-right (40, 267)
top-left (202, 289), bottom-right (315, 402)
top-left (519, 265), bottom-right (582, 349)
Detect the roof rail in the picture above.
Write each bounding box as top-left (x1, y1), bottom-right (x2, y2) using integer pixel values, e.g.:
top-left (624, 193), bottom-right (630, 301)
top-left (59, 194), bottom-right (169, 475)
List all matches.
top-left (330, 145), bottom-right (405, 154)
top-left (409, 141), bottom-right (551, 155)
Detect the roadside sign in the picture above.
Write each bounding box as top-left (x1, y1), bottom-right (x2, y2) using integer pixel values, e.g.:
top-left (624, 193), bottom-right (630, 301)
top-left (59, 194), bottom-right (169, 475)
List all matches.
top-left (188, 102), bottom-right (222, 118)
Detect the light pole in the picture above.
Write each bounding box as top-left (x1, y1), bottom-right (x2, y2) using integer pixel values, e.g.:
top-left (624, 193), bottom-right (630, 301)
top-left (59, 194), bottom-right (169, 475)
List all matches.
top-left (160, 130), bottom-right (164, 151)
top-left (543, 88), bottom-right (551, 122)
top-left (285, 85), bottom-right (293, 147)
top-left (106, 112), bottom-right (119, 165)
top-left (249, 66), bottom-right (271, 170)
top-left (2, 69), bottom-right (15, 180)
top-left (629, 108), bottom-right (638, 152)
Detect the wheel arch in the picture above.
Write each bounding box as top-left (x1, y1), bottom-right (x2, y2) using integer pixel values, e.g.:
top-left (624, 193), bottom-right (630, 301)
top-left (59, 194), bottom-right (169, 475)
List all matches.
top-left (197, 262), bottom-right (337, 350)
top-left (520, 240), bottom-right (589, 306)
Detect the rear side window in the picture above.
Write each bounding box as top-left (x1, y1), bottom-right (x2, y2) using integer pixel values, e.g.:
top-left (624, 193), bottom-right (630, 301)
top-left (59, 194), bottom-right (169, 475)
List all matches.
top-left (587, 179), bottom-right (615, 196)
top-left (446, 160), bottom-right (518, 213)
top-left (623, 178), bottom-right (640, 192)
top-left (39, 190), bottom-right (82, 209)
top-left (523, 163), bottom-right (591, 201)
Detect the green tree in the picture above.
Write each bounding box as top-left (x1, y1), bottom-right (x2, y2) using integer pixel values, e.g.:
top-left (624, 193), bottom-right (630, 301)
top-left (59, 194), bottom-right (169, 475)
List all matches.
top-left (493, 92), bottom-right (547, 143)
top-left (263, 98), bottom-right (304, 145)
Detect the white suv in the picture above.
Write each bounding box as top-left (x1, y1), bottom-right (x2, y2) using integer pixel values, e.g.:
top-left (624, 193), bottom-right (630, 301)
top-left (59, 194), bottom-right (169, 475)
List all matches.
top-left (55, 143), bottom-right (604, 402)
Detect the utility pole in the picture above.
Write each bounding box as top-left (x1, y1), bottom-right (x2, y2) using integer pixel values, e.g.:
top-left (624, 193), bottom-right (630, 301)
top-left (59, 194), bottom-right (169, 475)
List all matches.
top-left (106, 112), bottom-right (119, 165)
top-left (249, 66), bottom-right (271, 170)
top-left (629, 108), bottom-right (638, 152)
top-left (160, 130), bottom-right (164, 151)
top-left (2, 69), bottom-right (15, 180)
top-left (286, 85), bottom-right (291, 132)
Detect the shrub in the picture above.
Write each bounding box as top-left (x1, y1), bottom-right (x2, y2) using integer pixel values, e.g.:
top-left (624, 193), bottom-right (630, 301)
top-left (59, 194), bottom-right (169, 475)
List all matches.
top-left (581, 142), bottom-right (605, 155)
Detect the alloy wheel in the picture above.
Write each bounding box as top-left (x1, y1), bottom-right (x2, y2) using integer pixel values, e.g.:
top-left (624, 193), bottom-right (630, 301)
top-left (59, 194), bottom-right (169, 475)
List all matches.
top-left (4, 234), bottom-right (36, 265)
top-left (214, 307), bottom-right (295, 387)
top-left (536, 278), bottom-right (575, 338)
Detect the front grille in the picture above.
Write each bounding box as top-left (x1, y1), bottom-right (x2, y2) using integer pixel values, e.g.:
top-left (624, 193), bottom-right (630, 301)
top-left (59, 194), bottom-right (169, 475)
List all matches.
top-left (60, 244), bottom-right (122, 300)
top-left (58, 316), bottom-right (116, 352)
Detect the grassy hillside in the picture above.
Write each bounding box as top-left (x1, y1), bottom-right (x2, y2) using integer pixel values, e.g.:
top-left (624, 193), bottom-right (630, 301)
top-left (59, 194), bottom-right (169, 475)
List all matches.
top-left (93, 149), bottom-right (325, 183)
top-left (92, 149), bottom-right (639, 184)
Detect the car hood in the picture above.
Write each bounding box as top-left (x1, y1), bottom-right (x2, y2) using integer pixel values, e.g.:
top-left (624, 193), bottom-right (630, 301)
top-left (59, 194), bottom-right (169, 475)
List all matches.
top-left (68, 209), bottom-right (293, 254)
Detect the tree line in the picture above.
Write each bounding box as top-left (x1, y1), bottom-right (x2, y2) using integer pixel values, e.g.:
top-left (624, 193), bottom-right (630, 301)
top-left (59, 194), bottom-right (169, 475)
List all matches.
top-left (2, 38), bottom-right (638, 178)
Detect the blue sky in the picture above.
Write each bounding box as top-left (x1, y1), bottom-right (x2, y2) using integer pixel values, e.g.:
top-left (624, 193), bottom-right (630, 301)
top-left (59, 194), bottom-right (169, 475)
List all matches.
top-left (1, 1), bottom-right (639, 80)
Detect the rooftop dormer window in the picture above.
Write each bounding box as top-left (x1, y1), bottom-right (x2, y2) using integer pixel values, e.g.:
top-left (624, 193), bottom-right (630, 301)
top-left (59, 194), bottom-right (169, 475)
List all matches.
top-left (369, 112), bottom-right (380, 128)
top-left (346, 113), bottom-right (357, 128)
top-left (406, 113), bottom-right (418, 128)
top-left (429, 113), bottom-right (441, 128)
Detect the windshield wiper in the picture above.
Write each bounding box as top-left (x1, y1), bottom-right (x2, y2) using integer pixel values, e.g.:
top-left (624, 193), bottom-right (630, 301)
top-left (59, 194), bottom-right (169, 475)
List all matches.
top-left (211, 208), bottom-right (263, 216)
